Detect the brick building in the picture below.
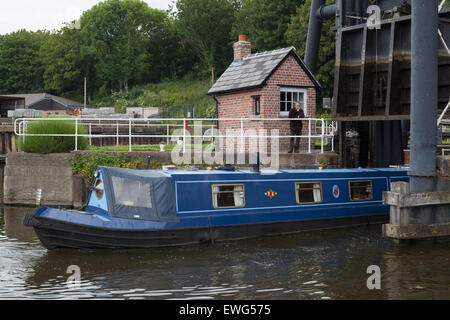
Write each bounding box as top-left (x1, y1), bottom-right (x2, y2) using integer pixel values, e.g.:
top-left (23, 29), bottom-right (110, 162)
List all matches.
top-left (208, 35), bottom-right (321, 153)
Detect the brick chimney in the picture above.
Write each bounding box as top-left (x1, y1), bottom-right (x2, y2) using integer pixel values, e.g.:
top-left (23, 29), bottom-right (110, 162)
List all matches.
top-left (233, 34), bottom-right (251, 60)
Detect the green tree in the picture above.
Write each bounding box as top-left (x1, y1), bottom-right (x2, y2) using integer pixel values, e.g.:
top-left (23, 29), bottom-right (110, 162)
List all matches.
top-left (80, 0), bottom-right (172, 93)
top-left (0, 30), bottom-right (48, 94)
top-left (232, 0), bottom-right (304, 52)
top-left (40, 27), bottom-right (83, 96)
top-left (286, 0), bottom-right (336, 98)
top-left (138, 10), bottom-right (195, 82)
top-left (175, 0), bottom-right (238, 74)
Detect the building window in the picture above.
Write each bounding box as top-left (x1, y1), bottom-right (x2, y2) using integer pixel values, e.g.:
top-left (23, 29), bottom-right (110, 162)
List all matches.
top-left (349, 180), bottom-right (373, 201)
top-left (280, 87), bottom-right (306, 115)
top-left (295, 182), bottom-right (322, 204)
top-left (252, 95), bottom-right (261, 115)
top-left (212, 184), bottom-right (245, 208)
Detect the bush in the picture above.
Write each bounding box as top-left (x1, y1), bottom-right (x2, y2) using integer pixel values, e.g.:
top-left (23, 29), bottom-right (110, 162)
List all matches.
top-left (69, 151), bottom-right (146, 185)
top-left (18, 120), bottom-right (89, 154)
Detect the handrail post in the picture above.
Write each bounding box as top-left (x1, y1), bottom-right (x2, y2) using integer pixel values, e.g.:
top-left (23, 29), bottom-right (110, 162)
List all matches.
top-left (116, 120), bottom-right (119, 146)
top-left (75, 117), bottom-right (78, 151)
top-left (321, 119), bottom-right (324, 153)
top-left (89, 123), bottom-right (92, 146)
top-left (240, 118), bottom-right (244, 153)
top-left (17, 121), bottom-right (21, 146)
top-left (308, 118), bottom-right (311, 153)
top-left (332, 121), bottom-right (335, 152)
top-left (331, 129), bottom-right (334, 151)
top-left (24, 120), bottom-right (27, 144)
top-left (183, 118), bottom-right (186, 153)
top-left (167, 123), bottom-right (170, 145)
top-left (129, 118), bottom-right (132, 152)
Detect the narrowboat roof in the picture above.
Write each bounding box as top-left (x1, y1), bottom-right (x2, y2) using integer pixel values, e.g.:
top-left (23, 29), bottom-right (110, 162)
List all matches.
top-left (161, 167), bottom-right (408, 176)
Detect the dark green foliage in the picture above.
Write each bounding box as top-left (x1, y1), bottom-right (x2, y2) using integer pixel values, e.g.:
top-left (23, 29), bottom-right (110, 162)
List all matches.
top-left (233, 0), bottom-right (304, 52)
top-left (80, 0), bottom-right (171, 93)
top-left (175, 0), bottom-right (238, 73)
top-left (40, 28), bottom-right (83, 94)
top-left (92, 79), bottom-right (216, 117)
top-left (70, 151), bottom-right (146, 185)
top-left (286, 0), bottom-right (336, 99)
top-left (0, 30), bottom-right (49, 94)
top-left (0, 0), bottom-right (337, 109)
top-left (18, 120), bottom-right (88, 154)
top-left (0, 0), bottom-right (199, 99)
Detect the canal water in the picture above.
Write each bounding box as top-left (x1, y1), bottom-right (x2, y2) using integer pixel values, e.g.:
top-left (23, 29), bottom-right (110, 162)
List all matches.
top-left (1, 205), bottom-right (449, 300)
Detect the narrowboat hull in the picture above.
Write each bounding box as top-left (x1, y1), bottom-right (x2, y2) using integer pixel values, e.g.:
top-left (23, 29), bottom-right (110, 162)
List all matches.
top-left (24, 210), bottom-right (388, 250)
top-left (23, 166), bottom-right (409, 250)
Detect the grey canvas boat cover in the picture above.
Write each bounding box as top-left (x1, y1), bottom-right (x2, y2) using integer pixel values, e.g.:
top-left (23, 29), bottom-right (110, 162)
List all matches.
top-left (99, 166), bottom-right (178, 222)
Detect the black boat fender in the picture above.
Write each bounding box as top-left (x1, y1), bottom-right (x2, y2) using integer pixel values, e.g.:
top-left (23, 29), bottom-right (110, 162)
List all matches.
top-left (23, 212), bottom-right (41, 228)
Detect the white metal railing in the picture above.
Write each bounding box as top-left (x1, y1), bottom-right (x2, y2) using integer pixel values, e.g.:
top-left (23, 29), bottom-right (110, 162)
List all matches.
top-left (442, 149), bottom-right (450, 157)
top-left (438, 101), bottom-right (450, 126)
top-left (14, 117), bottom-right (337, 153)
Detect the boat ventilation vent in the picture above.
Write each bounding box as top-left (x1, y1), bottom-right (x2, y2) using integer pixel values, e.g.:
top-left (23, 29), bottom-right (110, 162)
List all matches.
top-left (215, 164), bottom-right (235, 171)
top-left (94, 179), bottom-right (104, 200)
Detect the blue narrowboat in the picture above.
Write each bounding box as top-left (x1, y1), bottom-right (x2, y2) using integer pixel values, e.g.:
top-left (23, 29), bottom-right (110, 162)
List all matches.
top-left (23, 166), bottom-right (409, 249)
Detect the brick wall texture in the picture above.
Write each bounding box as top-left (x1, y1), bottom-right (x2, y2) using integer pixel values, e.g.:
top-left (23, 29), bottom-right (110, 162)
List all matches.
top-left (216, 54), bottom-right (317, 153)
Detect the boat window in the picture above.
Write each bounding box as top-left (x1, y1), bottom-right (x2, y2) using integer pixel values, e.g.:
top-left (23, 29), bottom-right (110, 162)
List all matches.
top-left (111, 176), bottom-right (152, 208)
top-left (349, 180), bottom-right (373, 201)
top-left (212, 184), bottom-right (245, 208)
top-left (295, 182), bottom-right (322, 204)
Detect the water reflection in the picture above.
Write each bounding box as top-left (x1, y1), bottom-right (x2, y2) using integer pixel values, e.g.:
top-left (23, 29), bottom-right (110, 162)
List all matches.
top-left (22, 237), bottom-right (342, 299)
top-left (1, 205), bottom-right (450, 300)
top-left (382, 241), bottom-right (450, 299)
top-left (3, 206), bottom-right (37, 242)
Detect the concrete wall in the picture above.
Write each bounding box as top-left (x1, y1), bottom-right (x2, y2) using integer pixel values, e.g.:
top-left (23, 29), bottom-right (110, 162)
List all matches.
top-left (0, 124), bottom-right (17, 154)
top-left (4, 153), bottom-right (75, 207)
top-left (126, 107), bottom-right (159, 118)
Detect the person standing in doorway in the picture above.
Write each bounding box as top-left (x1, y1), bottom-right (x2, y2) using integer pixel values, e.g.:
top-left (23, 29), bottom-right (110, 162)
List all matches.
top-left (288, 101), bottom-right (305, 153)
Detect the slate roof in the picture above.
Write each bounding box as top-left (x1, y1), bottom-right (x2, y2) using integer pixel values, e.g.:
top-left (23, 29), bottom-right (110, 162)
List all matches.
top-left (28, 97), bottom-right (74, 111)
top-left (3, 93), bottom-right (85, 109)
top-left (208, 47), bottom-right (321, 95)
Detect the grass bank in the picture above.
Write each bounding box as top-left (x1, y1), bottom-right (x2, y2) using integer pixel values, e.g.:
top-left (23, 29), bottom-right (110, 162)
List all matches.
top-left (92, 78), bottom-right (216, 118)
